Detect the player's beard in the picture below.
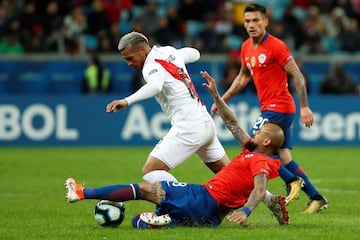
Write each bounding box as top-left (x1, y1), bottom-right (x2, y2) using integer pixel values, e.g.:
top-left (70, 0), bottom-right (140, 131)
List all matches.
top-left (244, 141), bottom-right (258, 152)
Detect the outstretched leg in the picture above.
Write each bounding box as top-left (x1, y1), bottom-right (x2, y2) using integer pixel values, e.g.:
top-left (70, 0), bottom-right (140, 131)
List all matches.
top-left (65, 178), bottom-right (165, 205)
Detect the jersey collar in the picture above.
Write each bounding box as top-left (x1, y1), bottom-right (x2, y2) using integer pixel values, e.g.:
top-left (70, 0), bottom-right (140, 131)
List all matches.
top-left (259, 32), bottom-right (269, 45)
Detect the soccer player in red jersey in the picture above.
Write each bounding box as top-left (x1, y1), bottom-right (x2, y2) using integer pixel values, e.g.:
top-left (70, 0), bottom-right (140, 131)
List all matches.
top-left (211, 3), bottom-right (328, 213)
top-left (65, 71), bottom-right (289, 228)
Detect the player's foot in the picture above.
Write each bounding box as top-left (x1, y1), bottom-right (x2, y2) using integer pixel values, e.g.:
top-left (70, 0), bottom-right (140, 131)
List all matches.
top-left (140, 212), bottom-right (172, 226)
top-left (285, 177), bottom-right (305, 205)
top-left (65, 178), bottom-right (84, 203)
top-left (268, 196), bottom-right (289, 225)
top-left (302, 196), bottom-right (328, 214)
top-left (132, 212), bottom-right (172, 229)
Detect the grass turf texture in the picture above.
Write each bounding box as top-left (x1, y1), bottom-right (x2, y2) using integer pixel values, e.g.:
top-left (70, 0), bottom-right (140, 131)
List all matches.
top-left (1, 146), bottom-right (359, 240)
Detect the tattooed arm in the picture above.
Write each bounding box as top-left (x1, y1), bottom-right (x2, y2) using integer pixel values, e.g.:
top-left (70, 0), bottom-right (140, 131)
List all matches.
top-left (241, 174), bottom-right (267, 210)
top-left (201, 71), bottom-right (250, 147)
top-left (284, 59), bottom-right (309, 108)
top-left (139, 182), bottom-right (166, 205)
top-left (227, 174), bottom-right (267, 225)
top-left (284, 58), bottom-right (314, 128)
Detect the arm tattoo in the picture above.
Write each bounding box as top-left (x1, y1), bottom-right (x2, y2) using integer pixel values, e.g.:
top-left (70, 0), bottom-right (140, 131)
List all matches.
top-left (213, 94), bottom-right (249, 147)
top-left (150, 182), bottom-right (166, 203)
top-left (284, 60), bottom-right (309, 107)
top-left (243, 174), bottom-right (267, 210)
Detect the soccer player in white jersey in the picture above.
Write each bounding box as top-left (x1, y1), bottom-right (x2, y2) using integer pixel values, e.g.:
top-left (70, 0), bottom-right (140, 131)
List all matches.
top-left (106, 31), bottom-right (230, 183)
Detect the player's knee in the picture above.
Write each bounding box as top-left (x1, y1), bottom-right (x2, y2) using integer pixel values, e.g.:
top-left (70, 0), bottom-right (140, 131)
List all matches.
top-left (143, 170), bottom-right (178, 183)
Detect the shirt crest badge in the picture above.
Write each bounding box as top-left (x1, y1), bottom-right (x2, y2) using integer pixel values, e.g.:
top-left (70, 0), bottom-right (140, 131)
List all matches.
top-left (251, 56), bottom-right (256, 67)
top-left (258, 53), bottom-right (266, 64)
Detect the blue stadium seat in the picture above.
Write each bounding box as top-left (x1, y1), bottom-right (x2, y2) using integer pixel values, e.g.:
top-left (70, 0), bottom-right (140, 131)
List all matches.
top-left (132, 6), bottom-right (144, 19)
top-left (186, 20), bottom-right (204, 39)
top-left (321, 36), bottom-right (340, 54)
top-left (84, 35), bottom-right (98, 51)
top-left (227, 34), bottom-right (243, 50)
top-left (257, 0), bottom-right (291, 20)
top-left (119, 10), bottom-right (132, 34)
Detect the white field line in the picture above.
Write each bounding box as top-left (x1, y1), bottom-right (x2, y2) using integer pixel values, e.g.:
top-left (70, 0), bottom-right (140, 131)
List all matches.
top-left (318, 188), bottom-right (359, 194)
top-left (300, 179), bottom-right (360, 194)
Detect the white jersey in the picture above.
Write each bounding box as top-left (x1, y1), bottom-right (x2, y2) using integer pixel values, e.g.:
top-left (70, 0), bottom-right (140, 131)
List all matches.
top-left (125, 46), bottom-right (211, 126)
top-left (124, 45), bottom-right (226, 171)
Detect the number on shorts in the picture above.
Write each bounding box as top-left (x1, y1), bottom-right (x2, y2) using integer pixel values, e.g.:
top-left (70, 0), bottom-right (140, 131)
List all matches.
top-left (171, 182), bottom-right (187, 187)
top-left (252, 117), bottom-right (269, 132)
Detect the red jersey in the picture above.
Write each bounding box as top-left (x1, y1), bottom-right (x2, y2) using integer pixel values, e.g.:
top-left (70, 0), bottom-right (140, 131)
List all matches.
top-left (241, 33), bottom-right (296, 113)
top-left (203, 148), bottom-right (280, 209)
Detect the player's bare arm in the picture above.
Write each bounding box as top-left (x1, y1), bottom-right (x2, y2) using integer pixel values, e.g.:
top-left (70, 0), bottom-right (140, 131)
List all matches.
top-left (222, 66), bottom-right (251, 102)
top-left (243, 174), bottom-right (267, 210)
top-left (284, 59), bottom-right (314, 127)
top-left (210, 66), bottom-right (251, 115)
top-left (201, 71), bottom-right (250, 147)
top-left (283, 59), bottom-right (309, 107)
top-left (139, 182), bottom-right (166, 205)
top-left (227, 174), bottom-right (267, 225)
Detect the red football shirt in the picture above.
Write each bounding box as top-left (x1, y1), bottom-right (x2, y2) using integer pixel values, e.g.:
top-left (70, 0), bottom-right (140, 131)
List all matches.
top-left (241, 33), bottom-right (296, 113)
top-left (203, 148), bottom-right (280, 209)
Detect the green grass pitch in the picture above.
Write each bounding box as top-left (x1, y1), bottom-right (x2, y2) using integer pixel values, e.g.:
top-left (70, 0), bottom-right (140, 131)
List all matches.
top-left (1, 146), bottom-right (359, 240)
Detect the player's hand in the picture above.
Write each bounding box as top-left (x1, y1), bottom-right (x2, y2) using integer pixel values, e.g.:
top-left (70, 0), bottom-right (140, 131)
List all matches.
top-left (200, 71), bottom-right (217, 93)
top-left (200, 71), bottom-right (219, 115)
top-left (300, 106), bottom-right (313, 128)
top-left (106, 99), bottom-right (128, 113)
top-left (227, 211), bottom-right (249, 226)
top-left (210, 103), bottom-right (218, 115)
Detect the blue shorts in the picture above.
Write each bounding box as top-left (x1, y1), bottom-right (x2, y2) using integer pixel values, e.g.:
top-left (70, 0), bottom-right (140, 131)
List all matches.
top-left (249, 110), bottom-right (294, 149)
top-left (156, 181), bottom-right (221, 227)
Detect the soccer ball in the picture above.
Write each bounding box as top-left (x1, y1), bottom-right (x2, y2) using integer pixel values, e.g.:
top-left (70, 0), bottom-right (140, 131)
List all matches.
top-left (94, 200), bottom-right (125, 227)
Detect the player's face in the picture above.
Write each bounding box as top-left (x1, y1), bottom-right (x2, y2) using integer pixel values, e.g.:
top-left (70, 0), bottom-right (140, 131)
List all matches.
top-left (121, 46), bottom-right (146, 71)
top-left (252, 127), bottom-right (269, 147)
top-left (244, 11), bottom-right (268, 39)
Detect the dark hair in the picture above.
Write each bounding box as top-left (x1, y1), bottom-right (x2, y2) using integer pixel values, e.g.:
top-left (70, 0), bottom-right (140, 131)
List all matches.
top-left (244, 3), bottom-right (267, 16)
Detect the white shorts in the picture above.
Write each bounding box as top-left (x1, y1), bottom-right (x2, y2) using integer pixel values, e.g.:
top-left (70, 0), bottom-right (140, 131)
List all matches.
top-left (149, 118), bottom-right (226, 169)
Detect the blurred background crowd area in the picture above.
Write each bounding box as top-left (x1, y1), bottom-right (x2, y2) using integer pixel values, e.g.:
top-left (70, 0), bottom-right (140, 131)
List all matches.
top-left (1, 0), bottom-right (360, 56)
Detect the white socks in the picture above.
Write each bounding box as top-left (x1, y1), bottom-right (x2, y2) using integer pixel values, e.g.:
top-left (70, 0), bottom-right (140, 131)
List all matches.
top-left (143, 170), bottom-right (178, 183)
top-left (263, 190), bottom-right (273, 207)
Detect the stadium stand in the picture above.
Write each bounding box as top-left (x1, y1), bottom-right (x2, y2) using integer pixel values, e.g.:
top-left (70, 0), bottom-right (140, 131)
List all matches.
top-left (0, 0), bottom-right (359, 95)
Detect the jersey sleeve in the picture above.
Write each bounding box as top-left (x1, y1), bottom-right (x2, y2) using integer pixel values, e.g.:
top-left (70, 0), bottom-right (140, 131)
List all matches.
top-left (249, 156), bottom-right (271, 178)
top-left (177, 47), bottom-right (200, 63)
top-left (274, 39), bottom-right (293, 67)
top-left (249, 153), bottom-right (281, 180)
top-left (125, 67), bottom-right (164, 105)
